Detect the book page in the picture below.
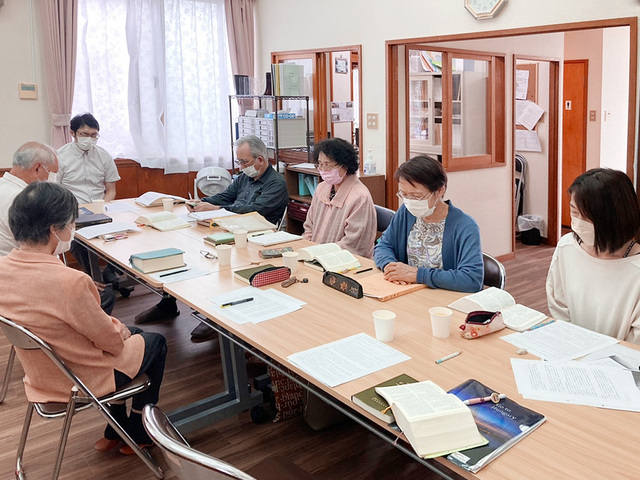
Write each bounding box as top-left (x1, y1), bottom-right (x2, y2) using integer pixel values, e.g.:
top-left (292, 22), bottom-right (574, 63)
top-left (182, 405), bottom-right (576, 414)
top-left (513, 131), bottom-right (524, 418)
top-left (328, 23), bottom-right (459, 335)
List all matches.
top-left (187, 208), bottom-right (236, 221)
top-left (215, 212), bottom-right (276, 232)
top-left (317, 250), bottom-right (360, 272)
top-left (76, 222), bottom-right (140, 239)
top-left (136, 211), bottom-right (177, 224)
top-left (298, 242), bottom-right (341, 260)
top-left (502, 304), bottom-right (547, 331)
top-left (376, 381), bottom-right (463, 419)
top-left (449, 287), bottom-right (516, 314)
top-left (248, 231), bottom-right (303, 246)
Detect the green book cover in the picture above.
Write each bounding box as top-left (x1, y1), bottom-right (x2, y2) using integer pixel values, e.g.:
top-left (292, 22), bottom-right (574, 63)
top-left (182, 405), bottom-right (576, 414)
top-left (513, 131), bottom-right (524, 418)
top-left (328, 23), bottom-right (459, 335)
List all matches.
top-left (233, 264), bottom-right (276, 284)
top-left (352, 373), bottom-right (418, 423)
top-left (203, 232), bottom-right (235, 246)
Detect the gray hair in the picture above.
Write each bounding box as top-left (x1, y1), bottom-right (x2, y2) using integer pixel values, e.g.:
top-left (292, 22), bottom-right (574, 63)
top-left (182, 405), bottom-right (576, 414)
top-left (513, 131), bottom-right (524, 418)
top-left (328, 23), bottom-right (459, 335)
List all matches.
top-left (235, 135), bottom-right (268, 159)
top-left (13, 142), bottom-right (58, 169)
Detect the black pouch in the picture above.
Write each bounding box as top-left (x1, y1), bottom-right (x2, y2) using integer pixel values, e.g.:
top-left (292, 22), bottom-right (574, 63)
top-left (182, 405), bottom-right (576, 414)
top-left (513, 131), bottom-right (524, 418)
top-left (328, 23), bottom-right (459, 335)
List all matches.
top-left (322, 271), bottom-right (363, 299)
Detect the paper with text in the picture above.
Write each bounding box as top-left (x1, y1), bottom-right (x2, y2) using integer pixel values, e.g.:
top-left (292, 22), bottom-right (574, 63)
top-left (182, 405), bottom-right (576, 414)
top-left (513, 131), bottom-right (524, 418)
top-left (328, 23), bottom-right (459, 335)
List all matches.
top-left (76, 222), bottom-right (141, 239)
top-left (208, 286), bottom-right (304, 325)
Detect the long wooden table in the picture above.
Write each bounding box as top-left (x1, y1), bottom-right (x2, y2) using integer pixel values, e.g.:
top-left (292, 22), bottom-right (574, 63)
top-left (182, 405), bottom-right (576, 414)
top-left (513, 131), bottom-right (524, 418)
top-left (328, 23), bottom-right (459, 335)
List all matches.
top-left (77, 199), bottom-right (640, 480)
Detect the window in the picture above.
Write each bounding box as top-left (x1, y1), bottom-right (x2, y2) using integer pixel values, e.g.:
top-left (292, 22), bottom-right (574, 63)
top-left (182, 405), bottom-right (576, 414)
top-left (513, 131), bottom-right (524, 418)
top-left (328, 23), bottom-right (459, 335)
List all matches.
top-left (406, 47), bottom-right (505, 171)
top-left (73, 0), bottom-right (233, 173)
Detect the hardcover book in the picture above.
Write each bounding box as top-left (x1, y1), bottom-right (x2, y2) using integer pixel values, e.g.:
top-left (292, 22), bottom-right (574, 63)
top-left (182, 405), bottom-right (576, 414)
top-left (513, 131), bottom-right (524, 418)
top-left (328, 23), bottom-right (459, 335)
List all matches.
top-left (351, 373), bottom-right (418, 423)
top-left (129, 248), bottom-right (185, 274)
top-left (203, 232), bottom-right (235, 246)
top-left (135, 211), bottom-right (191, 232)
top-left (297, 243), bottom-right (360, 273)
top-left (446, 379), bottom-right (546, 473)
top-left (77, 207), bottom-right (113, 229)
top-left (135, 191), bottom-right (187, 207)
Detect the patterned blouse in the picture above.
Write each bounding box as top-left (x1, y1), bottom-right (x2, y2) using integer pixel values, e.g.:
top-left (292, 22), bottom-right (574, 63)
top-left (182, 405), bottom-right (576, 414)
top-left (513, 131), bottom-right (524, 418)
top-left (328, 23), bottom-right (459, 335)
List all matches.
top-left (407, 217), bottom-right (446, 269)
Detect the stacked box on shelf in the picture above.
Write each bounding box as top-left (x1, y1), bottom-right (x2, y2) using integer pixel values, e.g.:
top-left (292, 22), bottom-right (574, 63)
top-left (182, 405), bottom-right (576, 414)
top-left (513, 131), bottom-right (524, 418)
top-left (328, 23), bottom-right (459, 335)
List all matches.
top-left (238, 116), bottom-right (255, 137)
top-left (238, 116), bottom-right (306, 149)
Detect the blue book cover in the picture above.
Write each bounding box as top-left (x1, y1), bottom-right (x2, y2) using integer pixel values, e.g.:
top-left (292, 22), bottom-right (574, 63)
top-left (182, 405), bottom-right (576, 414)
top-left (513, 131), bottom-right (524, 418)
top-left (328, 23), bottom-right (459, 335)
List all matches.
top-left (446, 379), bottom-right (545, 473)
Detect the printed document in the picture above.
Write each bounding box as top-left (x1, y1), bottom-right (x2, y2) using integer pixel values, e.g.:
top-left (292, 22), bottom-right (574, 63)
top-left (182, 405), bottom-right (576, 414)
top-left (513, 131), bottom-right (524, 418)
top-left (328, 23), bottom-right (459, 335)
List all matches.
top-left (149, 267), bottom-right (210, 284)
top-left (76, 222), bottom-right (141, 239)
top-left (511, 358), bottom-right (640, 411)
top-left (208, 286), bottom-right (304, 325)
top-left (287, 333), bottom-right (410, 387)
top-left (104, 202), bottom-right (140, 213)
top-left (501, 320), bottom-right (618, 362)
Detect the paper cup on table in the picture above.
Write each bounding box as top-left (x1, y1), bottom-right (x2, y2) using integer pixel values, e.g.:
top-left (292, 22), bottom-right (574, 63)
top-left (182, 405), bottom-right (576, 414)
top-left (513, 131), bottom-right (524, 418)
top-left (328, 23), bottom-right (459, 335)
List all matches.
top-left (216, 244), bottom-right (232, 266)
top-left (373, 310), bottom-right (396, 342)
top-left (234, 229), bottom-right (248, 248)
top-left (282, 251), bottom-right (299, 274)
top-left (429, 307), bottom-right (453, 338)
top-left (89, 199), bottom-right (105, 214)
top-left (161, 198), bottom-right (174, 211)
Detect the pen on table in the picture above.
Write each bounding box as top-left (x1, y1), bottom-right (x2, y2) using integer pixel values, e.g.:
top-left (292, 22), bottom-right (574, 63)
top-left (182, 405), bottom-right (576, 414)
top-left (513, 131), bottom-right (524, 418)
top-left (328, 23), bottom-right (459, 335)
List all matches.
top-left (354, 267), bottom-right (373, 275)
top-left (341, 267), bottom-right (358, 274)
top-left (435, 351), bottom-right (462, 364)
top-left (528, 319), bottom-right (556, 331)
top-left (159, 268), bottom-right (190, 277)
top-left (221, 297), bottom-right (254, 308)
top-left (463, 393), bottom-right (507, 406)
top-left (251, 232), bottom-right (267, 237)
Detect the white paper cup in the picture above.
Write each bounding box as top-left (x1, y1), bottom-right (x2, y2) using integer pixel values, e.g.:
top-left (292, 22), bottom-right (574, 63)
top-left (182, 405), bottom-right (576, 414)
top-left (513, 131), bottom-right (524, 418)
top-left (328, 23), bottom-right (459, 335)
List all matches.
top-left (282, 251), bottom-right (299, 274)
top-left (216, 244), bottom-right (232, 266)
top-left (89, 199), bottom-right (105, 214)
top-left (161, 198), bottom-right (174, 211)
top-left (429, 307), bottom-right (453, 338)
top-left (234, 229), bottom-right (248, 248)
top-left (373, 310), bottom-right (396, 342)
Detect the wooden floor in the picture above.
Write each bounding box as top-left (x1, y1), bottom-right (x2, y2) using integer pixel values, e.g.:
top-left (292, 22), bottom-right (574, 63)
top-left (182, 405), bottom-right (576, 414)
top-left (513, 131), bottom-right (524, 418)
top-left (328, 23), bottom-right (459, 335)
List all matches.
top-left (0, 242), bottom-right (554, 480)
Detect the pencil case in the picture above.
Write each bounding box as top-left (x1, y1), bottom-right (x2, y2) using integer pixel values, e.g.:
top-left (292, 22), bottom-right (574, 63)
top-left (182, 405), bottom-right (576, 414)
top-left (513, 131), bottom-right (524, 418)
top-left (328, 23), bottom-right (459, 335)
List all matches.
top-left (322, 271), bottom-right (363, 299)
top-left (250, 266), bottom-right (291, 287)
top-left (459, 311), bottom-right (505, 339)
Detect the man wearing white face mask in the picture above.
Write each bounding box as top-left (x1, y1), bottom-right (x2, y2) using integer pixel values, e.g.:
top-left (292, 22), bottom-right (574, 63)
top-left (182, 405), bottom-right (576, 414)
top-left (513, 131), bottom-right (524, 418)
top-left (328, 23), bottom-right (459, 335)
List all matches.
top-left (56, 113), bottom-right (120, 204)
top-left (188, 135), bottom-right (288, 225)
top-left (0, 142), bottom-right (59, 257)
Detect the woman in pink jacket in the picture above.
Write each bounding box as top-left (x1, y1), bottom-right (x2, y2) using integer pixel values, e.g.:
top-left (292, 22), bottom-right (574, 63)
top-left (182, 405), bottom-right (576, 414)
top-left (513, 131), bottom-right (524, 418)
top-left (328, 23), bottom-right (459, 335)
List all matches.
top-left (0, 182), bottom-right (166, 455)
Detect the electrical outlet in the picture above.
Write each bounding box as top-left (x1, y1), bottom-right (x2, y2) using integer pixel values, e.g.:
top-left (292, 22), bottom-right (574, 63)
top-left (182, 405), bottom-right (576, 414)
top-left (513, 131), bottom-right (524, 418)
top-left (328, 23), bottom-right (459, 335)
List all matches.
top-left (589, 110), bottom-right (597, 122)
top-left (366, 113), bottom-right (378, 129)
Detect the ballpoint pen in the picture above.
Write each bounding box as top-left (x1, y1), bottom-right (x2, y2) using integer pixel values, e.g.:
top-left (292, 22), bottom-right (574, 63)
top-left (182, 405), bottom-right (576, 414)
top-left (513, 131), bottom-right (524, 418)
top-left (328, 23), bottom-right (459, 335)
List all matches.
top-left (435, 351), bottom-right (462, 364)
top-left (221, 297), bottom-right (254, 308)
top-left (159, 268), bottom-right (190, 277)
top-left (355, 267), bottom-right (373, 274)
top-left (529, 319), bottom-right (556, 331)
top-left (463, 393), bottom-right (507, 406)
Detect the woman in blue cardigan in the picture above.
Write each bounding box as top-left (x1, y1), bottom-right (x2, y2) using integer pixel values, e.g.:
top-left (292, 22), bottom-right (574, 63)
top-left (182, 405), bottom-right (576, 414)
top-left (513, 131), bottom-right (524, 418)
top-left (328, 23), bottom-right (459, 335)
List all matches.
top-left (374, 155), bottom-right (483, 293)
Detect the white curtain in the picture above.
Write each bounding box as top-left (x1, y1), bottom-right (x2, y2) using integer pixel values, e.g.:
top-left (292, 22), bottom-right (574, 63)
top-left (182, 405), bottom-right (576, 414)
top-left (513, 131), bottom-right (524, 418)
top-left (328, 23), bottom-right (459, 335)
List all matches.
top-left (73, 0), bottom-right (233, 172)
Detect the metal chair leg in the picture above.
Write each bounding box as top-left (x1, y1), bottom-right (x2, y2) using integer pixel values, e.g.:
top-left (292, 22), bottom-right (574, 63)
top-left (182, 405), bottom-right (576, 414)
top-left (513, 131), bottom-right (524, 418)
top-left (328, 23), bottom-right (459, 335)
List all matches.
top-left (51, 388), bottom-right (78, 480)
top-left (0, 345), bottom-right (16, 403)
top-left (16, 402), bottom-right (34, 480)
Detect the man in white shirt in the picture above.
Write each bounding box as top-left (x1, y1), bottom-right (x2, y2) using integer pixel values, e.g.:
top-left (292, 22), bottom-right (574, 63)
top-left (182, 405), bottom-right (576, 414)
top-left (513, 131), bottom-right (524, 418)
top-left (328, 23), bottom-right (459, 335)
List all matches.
top-left (0, 142), bottom-right (59, 256)
top-left (56, 113), bottom-right (120, 203)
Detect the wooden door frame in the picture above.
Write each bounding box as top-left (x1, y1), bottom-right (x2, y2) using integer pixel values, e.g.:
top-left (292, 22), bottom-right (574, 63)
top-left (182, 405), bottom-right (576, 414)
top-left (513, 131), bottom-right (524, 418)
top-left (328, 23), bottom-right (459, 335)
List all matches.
top-left (513, 56), bottom-right (561, 250)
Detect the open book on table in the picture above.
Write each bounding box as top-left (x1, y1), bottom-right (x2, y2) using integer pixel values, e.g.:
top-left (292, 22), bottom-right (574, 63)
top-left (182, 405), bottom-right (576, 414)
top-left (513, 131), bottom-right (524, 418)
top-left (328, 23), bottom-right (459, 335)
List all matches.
top-left (446, 379), bottom-right (546, 473)
top-left (297, 243), bottom-right (360, 273)
top-left (135, 191), bottom-right (187, 207)
top-left (214, 212), bottom-right (276, 233)
top-left (135, 211), bottom-right (191, 232)
top-left (448, 287), bottom-right (547, 332)
top-left (375, 380), bottom-right (487, 459)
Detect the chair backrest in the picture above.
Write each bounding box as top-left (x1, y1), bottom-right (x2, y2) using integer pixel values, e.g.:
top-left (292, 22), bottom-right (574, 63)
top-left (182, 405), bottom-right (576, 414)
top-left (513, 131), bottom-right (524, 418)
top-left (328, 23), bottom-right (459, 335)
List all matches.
top-left (375, 205), bottom-right (395, 234)
top-left (482, 253), bottom-right (506, 290)
top-left (143, 404), bottom-right (257, 480)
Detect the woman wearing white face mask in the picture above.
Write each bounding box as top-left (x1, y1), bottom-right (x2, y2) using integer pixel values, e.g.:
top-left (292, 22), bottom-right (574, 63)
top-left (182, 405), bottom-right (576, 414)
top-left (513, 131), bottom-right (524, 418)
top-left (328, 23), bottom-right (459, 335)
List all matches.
top-left (546, 168), bottom-right (640, 343)
top-left (302, 138), bottom-right (376, 258)
top-left (374, 155), bottom-right (483, 292)
top-left (0, 182), bottom-right (168, 453)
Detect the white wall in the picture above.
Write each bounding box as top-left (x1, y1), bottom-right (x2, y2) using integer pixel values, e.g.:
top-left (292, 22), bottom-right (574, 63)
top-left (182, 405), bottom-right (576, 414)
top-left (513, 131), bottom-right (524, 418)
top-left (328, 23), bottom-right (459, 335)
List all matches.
top-left (0, 0), bottom-right (49, 167)
top-left (601, 27), bottom-right (631, 171)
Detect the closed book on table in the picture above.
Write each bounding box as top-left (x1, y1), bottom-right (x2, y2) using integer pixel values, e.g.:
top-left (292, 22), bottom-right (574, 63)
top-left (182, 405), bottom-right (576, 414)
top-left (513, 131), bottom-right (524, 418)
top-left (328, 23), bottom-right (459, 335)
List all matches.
top-left (129, 248), bottom-right (185, 274)
top-left (203, 232), bottom-right (235, 246)
top-left (352, 373), bottom-right (418, 423)
top-left (76, 207), bottom-right (113, 229)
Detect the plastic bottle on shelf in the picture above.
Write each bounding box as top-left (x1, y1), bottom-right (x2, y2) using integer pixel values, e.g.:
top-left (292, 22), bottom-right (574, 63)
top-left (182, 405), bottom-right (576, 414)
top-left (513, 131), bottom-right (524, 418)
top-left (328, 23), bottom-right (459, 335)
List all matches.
top-left (364, 149), bottom-right (376, 175)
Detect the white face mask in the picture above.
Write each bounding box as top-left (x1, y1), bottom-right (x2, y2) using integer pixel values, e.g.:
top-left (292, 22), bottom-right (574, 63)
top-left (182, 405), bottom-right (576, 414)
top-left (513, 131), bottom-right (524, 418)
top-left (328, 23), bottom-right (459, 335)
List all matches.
top-left (242, 164), bottom-right (260, 178)
top-left (41, 165), bottom-right (57, 183)
top-left (53, 225), bottom-right (75, 256)
top-left (571, 216), bottom-right (595, 246)
top-left (76, 136), bottom-right (97, 151)
top-left (403, 192), bottom-right (436, 219)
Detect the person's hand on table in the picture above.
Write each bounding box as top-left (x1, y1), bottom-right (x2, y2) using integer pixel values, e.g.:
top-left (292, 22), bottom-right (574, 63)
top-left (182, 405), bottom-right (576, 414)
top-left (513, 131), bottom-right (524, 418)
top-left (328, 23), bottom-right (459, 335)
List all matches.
top-left (383, 262), bottom-right (418, 285)
top-left (193, 202), bottom-right (219, 212)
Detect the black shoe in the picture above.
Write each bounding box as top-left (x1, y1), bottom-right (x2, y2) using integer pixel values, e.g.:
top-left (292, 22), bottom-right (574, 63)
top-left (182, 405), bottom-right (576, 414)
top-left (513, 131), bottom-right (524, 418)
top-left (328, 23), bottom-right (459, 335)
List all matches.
top-left (135, 305), bottom-right (179, 324)
top-left (190, 323), bottom-right (216, 342)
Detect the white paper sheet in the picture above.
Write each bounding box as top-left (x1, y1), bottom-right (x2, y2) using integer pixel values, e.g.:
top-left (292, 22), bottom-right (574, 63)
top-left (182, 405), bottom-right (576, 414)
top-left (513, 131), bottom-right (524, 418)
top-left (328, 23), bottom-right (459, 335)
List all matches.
top-left (247, 231), bottom-right (303, 246)
top-left (208, 286), bottom-right (305, 325)
top-left (149, 267), bottom-right (211, 284)
top-left (501, 321), bottom-right (619, 362)
top-left (287, 333), bottom-right (411, 387)
top-left (516, 100), bottom-right (545, 130)
top-left (515, 70), bottom-right (529, 100)
top-left (511, 358), bottom-right (640, 411)
top-left (581, 344), bottom-right (640, 372)
top-left (188, 208), bottom-right (237, 221)
top-left (104, 202), bottom-right (140, 213)
top-left (515, 130), bottom-right (542, 152)
top-left (76, 222), bottom-right (141, 239)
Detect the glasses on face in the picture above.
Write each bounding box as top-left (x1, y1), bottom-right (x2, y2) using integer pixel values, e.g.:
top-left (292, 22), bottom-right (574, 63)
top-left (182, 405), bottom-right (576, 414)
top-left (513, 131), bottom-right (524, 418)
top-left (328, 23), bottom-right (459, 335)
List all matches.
top-left (317, 162), bottom-right (339, 172)
top-left (76, 131), bottom-right (100, 139)
top-left (396, 190), bottom-right (432, 201)
top-left (200, 250), bottom-right (217, 260)
top-left (234, 156), bottom-right (256, 167)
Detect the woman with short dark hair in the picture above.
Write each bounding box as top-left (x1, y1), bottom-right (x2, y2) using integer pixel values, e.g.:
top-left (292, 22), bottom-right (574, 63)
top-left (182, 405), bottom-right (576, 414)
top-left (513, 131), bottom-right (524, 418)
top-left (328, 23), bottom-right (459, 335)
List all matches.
top-left (374, 155), bottom-right (483, 292)
top-left (0, 182), bottom-right (167, 454)
top-left (546, 168), bottom-right (640, 343)
top-left (303, 138), bottom-right (376, 257)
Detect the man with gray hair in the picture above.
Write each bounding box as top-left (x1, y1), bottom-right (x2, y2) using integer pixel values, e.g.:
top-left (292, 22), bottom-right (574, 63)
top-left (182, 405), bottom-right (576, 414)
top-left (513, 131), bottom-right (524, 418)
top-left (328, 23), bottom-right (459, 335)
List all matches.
top-left (136, 135), bottom-right (288, 340)
top-left (0, 142), bottom-right (59, 256)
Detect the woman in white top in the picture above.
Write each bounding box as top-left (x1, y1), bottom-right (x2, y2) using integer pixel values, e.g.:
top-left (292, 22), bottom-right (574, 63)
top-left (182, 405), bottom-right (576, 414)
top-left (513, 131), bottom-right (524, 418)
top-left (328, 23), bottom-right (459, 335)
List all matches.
top-left (546, 168), bottom-right (640, 343)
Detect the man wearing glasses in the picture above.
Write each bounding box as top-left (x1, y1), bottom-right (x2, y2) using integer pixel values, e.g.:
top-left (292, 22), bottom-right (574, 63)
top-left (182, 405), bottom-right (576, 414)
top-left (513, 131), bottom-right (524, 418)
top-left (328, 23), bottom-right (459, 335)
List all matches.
top-left (56, 113), bottom-right (120, 204)
top-left (188, 135), bottom-right (288, 225)
top-left (136, 135), bottom-right (288, 340)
